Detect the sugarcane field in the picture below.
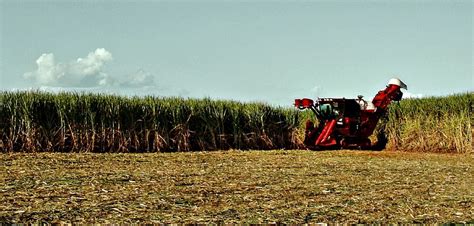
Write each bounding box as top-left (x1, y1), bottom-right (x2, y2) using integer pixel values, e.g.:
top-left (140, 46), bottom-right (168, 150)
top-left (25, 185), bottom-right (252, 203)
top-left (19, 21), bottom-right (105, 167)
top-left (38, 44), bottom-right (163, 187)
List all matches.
top-left (1, 91), bottom-right (472, 223)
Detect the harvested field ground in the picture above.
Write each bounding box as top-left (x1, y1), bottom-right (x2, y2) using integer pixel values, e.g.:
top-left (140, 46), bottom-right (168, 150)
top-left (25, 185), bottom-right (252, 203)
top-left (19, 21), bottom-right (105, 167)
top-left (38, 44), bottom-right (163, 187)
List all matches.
top-left (1, 150), bottom-right (473, 223)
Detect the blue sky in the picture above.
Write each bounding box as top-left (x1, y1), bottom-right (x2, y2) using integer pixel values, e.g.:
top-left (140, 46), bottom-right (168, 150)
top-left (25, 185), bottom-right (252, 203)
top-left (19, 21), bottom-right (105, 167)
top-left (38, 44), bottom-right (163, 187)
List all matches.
top-left (1, 0), bottom-right (472, 105)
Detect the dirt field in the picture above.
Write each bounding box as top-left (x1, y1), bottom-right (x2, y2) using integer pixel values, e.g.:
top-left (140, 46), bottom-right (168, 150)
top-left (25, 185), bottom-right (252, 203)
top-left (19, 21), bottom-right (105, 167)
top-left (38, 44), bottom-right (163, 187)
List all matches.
top-left (1, 150), bottom-right (473, 223)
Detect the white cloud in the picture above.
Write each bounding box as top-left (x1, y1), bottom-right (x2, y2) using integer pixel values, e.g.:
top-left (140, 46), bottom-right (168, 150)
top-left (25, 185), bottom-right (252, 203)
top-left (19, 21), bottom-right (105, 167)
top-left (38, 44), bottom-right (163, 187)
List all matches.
top-left (24, 48), bottom-right (113, 87)
top-left (311, 85), bottom-right (321, 97)
top-left (402, 90), bottom-right (423, 99)
top-left (120, 69), bottom-right (155, 88)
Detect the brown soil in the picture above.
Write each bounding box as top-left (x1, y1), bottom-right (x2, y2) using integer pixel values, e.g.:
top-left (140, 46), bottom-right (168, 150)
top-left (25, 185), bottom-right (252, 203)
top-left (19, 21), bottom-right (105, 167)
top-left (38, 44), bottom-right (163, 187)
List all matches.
top-left (1, 150), bottom-right (473, 223)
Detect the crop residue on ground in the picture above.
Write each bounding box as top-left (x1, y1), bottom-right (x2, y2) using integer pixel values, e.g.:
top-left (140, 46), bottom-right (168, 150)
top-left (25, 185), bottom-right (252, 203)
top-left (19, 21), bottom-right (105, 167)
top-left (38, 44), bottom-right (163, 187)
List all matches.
top-left (0, 150), bottom-right (473, 223)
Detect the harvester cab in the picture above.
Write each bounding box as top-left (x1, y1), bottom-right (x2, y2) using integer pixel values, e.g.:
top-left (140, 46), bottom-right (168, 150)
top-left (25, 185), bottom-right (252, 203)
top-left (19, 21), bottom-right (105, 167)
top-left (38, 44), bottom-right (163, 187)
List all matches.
top-left (294, 78), bottom-right (407, 150)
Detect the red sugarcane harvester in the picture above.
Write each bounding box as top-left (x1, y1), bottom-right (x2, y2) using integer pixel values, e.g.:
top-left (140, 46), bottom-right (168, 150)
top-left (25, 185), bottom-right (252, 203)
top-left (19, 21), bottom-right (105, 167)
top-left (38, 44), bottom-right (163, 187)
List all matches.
top-left (294, 78), bottom-right (407, 150)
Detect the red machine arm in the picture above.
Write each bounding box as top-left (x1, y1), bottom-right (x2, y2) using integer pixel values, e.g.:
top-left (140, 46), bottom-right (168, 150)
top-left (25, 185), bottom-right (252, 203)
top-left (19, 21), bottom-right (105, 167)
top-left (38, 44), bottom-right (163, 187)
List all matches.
top-left (372, 78), bottom-right (407, 111)
top-left (372, 84), bottom-right (404, 110)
